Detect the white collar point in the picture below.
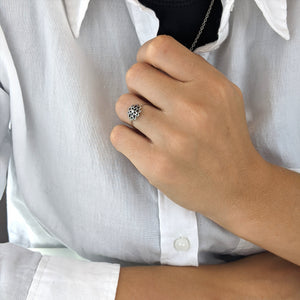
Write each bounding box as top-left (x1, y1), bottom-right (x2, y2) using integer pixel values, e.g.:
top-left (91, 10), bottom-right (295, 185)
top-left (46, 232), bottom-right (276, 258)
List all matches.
top-left (63, 0), bottom-right (91, 39)
top-left (253, 0), bottom-right (290, 41)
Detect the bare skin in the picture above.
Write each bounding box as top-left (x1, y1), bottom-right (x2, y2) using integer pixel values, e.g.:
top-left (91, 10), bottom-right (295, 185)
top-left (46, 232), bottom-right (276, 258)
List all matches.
top-left (116, 252), bottom-right (300, 299)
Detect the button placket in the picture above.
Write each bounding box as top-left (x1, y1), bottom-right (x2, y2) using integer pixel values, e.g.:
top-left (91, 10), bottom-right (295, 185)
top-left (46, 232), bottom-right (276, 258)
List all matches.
top-left (158, 190), bottom-right (199, 266)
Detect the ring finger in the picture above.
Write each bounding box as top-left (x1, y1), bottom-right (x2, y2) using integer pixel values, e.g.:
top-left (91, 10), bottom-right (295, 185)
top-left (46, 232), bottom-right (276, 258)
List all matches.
top-left (115, 93), bottom-right (168, 144)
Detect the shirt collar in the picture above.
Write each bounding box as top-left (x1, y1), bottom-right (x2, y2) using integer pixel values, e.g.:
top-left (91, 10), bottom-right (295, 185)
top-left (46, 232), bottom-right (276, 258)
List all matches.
top-left (63, 0), bottom-right (290, 40)
top-left (63, 0), bottom-right (91, 38)
top-left (253, 0), bottom-right (290, 40)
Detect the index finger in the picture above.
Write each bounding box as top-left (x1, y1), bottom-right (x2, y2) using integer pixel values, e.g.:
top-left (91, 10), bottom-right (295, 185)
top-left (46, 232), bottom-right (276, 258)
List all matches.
top-left (137, 35), bottom-right (210, 82)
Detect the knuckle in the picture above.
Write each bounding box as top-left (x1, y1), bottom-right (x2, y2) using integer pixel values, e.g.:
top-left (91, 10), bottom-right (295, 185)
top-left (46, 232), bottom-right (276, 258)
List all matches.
top-left (214, 80), bottom-right (244, 108)
top-left (216, 79), bottom-right (231, 99)
top-left (118, 93), bottom-right (131, 103)
top-left (110, 125), bottom-right (124, 148)
top-left (115, 93), bottom-right (130, 113)
top-left (207, 79), bottom-right (233, 108)
top-left (232, 83), bottom-right (244, 100)
top-left (125, 63), bottom-right (147, 86)
top-left (216, 79), bottom-right (239, 99)
top-left (146, 35), bottom-right (174, 60)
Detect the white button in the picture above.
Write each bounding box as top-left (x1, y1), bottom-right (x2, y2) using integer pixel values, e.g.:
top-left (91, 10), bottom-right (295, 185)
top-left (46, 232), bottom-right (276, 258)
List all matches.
top-left (174, 237), bottom-right (190, 251)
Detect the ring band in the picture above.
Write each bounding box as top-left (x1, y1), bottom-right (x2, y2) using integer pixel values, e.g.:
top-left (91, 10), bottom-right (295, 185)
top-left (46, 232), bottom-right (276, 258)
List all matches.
top-left (128, 103), bottom-right (144, 126)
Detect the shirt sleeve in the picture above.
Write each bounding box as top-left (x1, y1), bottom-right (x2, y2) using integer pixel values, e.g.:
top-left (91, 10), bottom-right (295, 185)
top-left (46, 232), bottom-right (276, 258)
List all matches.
top-left (26, 254), bottom-right (120, 300)
top-left (0, 243), bottom-right (42, 300)
top-left (0, 86), bottom-right (11, 199)
top-left (0, 243), bottom-right (121, 300)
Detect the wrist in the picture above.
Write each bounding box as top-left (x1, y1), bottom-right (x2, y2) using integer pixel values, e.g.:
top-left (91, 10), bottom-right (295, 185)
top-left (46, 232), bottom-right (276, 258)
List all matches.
top-left (207, 151), bottom-right (274, 236)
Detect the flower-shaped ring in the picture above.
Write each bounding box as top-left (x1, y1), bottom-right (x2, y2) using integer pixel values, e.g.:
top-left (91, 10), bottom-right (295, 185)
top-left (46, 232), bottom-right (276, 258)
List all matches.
top-left (127, 104), bottom-right (144, 126)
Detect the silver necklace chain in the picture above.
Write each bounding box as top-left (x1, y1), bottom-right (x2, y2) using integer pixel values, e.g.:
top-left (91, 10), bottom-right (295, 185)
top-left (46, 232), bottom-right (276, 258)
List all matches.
top-left (189, 0), bottom-right (215, 52)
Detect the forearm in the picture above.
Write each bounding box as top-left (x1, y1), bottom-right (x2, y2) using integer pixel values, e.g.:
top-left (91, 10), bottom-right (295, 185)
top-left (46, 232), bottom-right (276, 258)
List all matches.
top-left (116, 265), bottom-right (217, 300)
top-left (115, 252), bottom-right (300, 300)
top-left (212, 160), bottom-right (300, 266)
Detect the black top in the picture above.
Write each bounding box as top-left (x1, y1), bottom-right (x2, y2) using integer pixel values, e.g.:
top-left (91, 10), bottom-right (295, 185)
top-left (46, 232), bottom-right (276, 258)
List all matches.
top-left (139, 0), bottom-right (223, 49)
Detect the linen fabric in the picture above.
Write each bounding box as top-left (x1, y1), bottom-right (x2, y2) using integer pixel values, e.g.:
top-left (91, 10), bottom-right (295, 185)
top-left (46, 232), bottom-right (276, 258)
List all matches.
top-left (0, 243), bottom-right (42, 300)
top-left (0, 0), bottom-right (299, 298)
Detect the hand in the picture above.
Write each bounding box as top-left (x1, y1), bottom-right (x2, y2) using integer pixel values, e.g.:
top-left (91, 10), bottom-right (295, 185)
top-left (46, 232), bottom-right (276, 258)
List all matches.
top-left (111, 35), bottom-right (268, 219)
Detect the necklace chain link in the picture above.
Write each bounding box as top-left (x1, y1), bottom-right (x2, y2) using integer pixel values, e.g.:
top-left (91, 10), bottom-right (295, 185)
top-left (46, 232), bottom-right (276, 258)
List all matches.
top-left (189, 0), bottom-right (215, 52)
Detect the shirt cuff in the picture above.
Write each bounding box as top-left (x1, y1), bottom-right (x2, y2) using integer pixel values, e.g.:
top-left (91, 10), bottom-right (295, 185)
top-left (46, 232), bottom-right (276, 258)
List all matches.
top-left (0, 243), bottom-right (42, 300)
top-left (26, 255), bottom-right (120, 300)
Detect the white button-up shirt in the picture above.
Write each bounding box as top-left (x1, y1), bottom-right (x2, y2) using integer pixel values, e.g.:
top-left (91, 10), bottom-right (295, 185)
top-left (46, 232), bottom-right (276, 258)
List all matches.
top-left (1, 0), bottom-right (299, 299)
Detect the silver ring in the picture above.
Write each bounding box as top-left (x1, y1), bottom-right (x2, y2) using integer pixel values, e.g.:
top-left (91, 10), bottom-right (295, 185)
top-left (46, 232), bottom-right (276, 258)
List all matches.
top-left (128, 104), bottom-right (143, 125)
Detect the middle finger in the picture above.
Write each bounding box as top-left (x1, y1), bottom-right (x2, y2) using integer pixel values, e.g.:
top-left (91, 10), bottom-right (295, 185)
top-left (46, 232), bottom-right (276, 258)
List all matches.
top-left (126, 62), bottom-right (181, 111)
